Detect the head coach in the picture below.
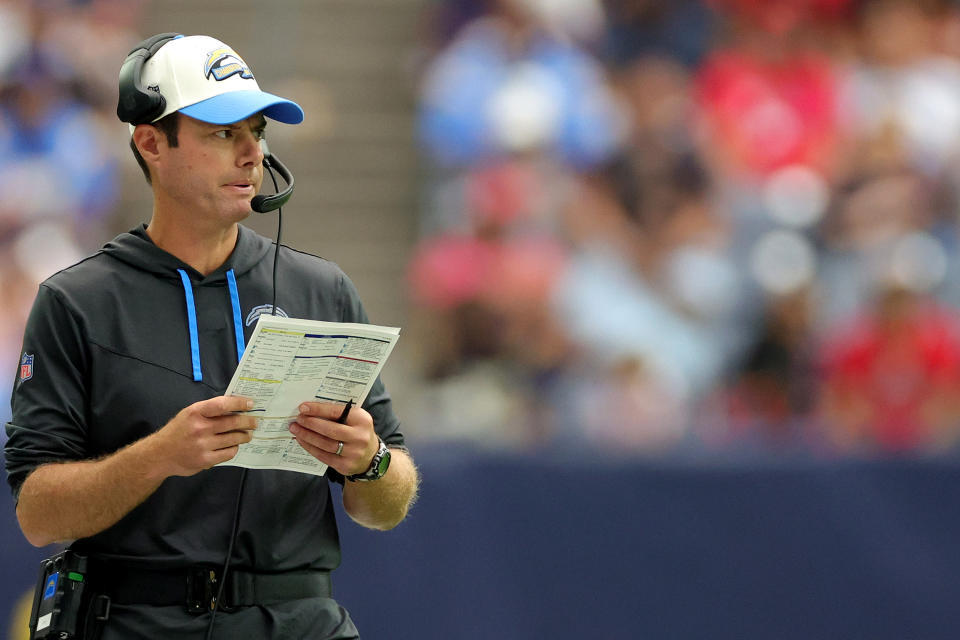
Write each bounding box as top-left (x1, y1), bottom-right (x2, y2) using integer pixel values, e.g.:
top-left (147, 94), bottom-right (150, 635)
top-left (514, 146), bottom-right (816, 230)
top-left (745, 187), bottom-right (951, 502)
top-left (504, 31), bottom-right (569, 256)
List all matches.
top-left (4, 33), bottom-right (418, 639)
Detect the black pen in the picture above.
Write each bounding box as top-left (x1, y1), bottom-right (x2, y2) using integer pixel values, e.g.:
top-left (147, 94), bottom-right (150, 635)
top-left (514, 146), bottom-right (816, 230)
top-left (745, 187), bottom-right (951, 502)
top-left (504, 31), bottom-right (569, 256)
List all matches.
top-left (336, 399), bottom-right (354, 424)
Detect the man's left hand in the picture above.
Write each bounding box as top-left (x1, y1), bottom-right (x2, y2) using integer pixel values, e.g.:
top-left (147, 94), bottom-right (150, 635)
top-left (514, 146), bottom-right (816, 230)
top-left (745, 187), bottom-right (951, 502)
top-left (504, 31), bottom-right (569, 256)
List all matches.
top-left (289, 402), bottom-right (378, 476)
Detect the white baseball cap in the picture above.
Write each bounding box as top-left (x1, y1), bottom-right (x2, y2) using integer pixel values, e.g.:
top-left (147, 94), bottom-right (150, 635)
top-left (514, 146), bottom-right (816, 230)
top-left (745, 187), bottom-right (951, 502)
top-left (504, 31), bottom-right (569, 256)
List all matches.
top-left (138, 34), bottom-right (303, 125)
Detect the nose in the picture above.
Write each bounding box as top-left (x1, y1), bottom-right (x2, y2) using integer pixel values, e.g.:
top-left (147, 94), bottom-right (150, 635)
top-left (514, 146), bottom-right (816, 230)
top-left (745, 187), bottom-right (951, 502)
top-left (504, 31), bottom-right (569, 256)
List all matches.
top-left (237, 130), bottom-right (264, 167)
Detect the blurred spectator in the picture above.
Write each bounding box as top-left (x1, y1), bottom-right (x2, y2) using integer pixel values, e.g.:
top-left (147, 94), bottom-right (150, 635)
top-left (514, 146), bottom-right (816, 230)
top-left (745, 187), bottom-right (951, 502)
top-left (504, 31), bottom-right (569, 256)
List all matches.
top-left (694, 15), bottom-right (843, 178)
top-left (696, 286), bottom-right (822, 454)
top-left (841, 0), bottom-right (960, 177)
top-left (551, 203), bottom-right (722, 410)
top-left (0, 48), bottom-right (118, 236)
top-left (418, 0), bottom-right (624, 170)
top-left (815, 281), bottom-right (960, 454)
top-left (407, 181), bottom-right (571, 447)
top-left (604, 0), bottom-right (717, 68)
top-left (816, 163), bottom-right (945, 327)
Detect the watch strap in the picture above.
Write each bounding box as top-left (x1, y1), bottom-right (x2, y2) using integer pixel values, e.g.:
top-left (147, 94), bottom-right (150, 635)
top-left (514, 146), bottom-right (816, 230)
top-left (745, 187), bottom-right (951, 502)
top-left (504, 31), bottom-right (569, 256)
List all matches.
top-left (346, 437), bottom-right (390, 482)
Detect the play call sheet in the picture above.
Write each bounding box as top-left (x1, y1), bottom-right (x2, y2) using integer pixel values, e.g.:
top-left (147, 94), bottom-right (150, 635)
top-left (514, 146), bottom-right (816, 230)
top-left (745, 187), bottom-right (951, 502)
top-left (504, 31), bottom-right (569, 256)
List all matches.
top-left (218, 315), bottom-right (400, 476)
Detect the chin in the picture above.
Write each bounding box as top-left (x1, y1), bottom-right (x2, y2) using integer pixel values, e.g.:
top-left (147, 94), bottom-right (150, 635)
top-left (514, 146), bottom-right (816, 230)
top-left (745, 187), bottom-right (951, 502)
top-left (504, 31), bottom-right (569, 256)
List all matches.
top-left (220, 203), bottom-right (254, 223)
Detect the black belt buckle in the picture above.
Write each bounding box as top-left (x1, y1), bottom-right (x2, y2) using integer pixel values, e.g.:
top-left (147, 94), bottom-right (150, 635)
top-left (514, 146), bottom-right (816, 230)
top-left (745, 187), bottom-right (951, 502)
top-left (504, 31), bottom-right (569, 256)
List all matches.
top-left (186, 566), bottom-right (221, 614)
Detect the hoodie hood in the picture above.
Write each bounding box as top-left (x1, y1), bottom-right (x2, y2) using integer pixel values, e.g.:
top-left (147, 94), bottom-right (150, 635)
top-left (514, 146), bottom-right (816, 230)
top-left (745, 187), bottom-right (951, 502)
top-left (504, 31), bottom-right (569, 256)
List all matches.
top-left (101, 223), bottom-right (273, 382)
top-left (101, 223), bottom-right (273, 283)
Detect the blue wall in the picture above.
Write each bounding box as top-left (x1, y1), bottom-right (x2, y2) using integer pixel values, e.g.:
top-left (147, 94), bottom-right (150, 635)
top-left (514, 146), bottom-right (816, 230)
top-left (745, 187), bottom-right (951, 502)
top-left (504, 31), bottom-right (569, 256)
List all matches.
top-left (334, 451), bottom-right (960, 639)
top-left (5, 451), bottom-right (960, 638)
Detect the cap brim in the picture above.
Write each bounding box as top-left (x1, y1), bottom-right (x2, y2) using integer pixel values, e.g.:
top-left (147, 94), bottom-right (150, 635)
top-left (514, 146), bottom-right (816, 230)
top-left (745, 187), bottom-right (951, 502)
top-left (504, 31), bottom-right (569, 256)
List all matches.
top-left (178, 90), bottom-right (304, 125)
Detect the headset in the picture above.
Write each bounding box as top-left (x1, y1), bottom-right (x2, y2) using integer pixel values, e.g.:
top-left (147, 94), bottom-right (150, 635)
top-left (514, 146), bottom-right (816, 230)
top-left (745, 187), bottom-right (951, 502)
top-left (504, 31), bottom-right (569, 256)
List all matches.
top-left (116, 33), bottom-right (296, 640)
top-left (117, 32), bottom-right (295, 213)
top-left (252, 141), bottom-right (295, 213)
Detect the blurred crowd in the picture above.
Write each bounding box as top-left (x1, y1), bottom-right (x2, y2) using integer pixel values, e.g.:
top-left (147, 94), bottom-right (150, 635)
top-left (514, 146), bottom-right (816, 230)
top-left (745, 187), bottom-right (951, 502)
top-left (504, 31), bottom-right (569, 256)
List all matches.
top-left (3, 0), bottom-right (960, 462)
top-left (408, 0), bottom-right (960, 459)
top-left (0, 0), bottom-right (141, 429)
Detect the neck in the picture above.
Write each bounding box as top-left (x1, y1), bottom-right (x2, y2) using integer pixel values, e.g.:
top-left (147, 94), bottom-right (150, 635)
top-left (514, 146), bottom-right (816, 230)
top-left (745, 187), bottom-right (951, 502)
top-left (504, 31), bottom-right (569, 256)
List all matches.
top-left (145, 213), bottom-right (240, 276)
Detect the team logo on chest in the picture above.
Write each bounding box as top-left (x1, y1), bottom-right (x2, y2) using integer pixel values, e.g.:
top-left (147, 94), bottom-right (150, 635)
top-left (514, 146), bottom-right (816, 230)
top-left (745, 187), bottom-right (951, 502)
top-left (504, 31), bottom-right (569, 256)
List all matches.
top-left (245, 304), bottom-right (289, 326)
top-left (19, 353), bottom-right (33, 381)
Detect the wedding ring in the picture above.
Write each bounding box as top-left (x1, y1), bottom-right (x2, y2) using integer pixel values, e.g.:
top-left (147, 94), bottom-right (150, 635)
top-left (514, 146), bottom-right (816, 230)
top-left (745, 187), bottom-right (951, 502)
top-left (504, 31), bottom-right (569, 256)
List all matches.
top-left (335, 441), bottom-right (344, 456)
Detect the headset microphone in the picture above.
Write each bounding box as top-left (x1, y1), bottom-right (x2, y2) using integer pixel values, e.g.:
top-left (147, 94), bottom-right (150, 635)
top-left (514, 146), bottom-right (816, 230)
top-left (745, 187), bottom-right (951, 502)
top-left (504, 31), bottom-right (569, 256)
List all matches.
top-left (251, 139), bottom-right (294, 214)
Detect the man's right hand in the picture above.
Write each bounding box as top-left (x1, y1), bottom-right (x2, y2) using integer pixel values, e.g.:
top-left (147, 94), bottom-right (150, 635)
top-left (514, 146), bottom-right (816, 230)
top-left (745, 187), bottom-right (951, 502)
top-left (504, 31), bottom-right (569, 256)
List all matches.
top-left (149, 395), bottom-right (258, 477)
top-left (16, 395), bottom-right (260, 547)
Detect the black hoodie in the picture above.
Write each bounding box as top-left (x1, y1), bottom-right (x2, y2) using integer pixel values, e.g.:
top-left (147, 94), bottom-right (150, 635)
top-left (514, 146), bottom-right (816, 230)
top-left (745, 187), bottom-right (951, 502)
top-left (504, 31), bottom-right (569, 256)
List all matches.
top-left (4, 224), bottom-right (403, 572)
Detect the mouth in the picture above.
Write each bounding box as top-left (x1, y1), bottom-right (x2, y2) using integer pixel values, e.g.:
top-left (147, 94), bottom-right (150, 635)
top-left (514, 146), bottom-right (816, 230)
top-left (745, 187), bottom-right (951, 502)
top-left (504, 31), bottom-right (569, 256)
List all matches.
top-left (224, 181), bottom-right (255, 194)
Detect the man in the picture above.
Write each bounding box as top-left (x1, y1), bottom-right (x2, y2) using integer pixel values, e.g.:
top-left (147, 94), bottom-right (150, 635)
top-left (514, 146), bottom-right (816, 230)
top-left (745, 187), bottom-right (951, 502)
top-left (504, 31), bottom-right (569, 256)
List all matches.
top-left (4, 33), bottom-right (418, 639)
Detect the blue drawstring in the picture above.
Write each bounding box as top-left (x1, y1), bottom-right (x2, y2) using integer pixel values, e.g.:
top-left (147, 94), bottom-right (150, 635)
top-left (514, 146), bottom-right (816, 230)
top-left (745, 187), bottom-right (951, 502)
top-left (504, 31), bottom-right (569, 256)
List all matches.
top-left (178, 268), bottom-right (247, 383)
top-left (177, 269), bottom-right (203, 382)
top-left (226, 268), bottom-right (245, 361)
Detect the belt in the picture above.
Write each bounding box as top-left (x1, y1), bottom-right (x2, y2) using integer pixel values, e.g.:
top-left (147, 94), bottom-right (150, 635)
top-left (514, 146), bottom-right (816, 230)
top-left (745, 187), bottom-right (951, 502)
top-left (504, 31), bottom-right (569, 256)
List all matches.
top-left (89, 561), bottom-right (332, 613)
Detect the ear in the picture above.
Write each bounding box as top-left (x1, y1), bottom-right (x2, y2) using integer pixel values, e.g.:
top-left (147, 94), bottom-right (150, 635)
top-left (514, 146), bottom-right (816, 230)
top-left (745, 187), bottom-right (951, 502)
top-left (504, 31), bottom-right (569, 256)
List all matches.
top-left (132, 124), bottom-right (163, 164)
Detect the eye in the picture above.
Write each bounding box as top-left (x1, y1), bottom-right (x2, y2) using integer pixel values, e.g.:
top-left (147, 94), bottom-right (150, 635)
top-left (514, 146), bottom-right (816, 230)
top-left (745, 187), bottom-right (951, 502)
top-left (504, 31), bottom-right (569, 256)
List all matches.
top-left (255, 129), bottom-right (266, 141)
top-left (214, 130), bottom-right (232, 139)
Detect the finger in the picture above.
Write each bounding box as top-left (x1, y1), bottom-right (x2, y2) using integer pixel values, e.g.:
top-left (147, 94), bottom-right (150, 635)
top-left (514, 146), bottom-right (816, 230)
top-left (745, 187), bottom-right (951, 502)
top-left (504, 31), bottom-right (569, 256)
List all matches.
top-left (208, 445), bottom-right (242, 466)
top-left (292, 416), bottom-right (351, 442)
top-left (213, 428), bottom-right (254, 451)
top-left (297, 405), bottom-right (372, 437)
top-left (292, 435), bottom-right (341, 471)
top-left (199, 395), bottom-right (255, 418)
top-left (289, 422), bottom-right (341, 454)
top-left (210, 414), bottom-right (258, 435)
top-left (298, 401), bottom-right (351, 422)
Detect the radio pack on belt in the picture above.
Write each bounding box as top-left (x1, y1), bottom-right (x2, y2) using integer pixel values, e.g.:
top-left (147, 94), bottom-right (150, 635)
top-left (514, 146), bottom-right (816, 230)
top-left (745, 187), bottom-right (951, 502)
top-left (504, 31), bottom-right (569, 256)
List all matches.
top-left (28, 550), bottom-right (110, 639)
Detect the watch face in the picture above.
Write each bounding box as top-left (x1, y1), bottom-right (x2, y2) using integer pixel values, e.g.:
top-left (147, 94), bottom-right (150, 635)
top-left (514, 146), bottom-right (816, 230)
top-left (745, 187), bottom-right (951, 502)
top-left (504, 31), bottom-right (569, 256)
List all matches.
top-left (375, 448), bottom-right (391, 477)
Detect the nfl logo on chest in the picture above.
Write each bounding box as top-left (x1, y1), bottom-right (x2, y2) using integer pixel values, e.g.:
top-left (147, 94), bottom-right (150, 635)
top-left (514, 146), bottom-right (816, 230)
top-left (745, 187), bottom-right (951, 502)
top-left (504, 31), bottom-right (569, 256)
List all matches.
top-left (20, 353), bottom-right (33, 381)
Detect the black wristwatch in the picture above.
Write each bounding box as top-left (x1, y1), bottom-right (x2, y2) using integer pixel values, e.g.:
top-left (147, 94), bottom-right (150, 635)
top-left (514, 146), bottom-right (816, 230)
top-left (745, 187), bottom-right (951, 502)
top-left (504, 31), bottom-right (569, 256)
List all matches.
top-left (346, 437), bottom-right (391, 482)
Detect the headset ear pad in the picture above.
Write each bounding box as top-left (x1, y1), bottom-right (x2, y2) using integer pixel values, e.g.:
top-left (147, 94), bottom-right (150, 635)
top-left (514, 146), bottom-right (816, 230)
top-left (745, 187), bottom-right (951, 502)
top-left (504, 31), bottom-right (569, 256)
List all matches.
top-left (117, 32), bottom-right (182, 125)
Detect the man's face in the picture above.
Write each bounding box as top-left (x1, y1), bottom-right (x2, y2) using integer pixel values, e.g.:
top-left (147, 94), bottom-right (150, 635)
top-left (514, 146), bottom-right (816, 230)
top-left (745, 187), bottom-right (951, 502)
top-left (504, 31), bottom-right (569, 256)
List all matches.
top-left (154, 113), bottom-right (266, 223)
